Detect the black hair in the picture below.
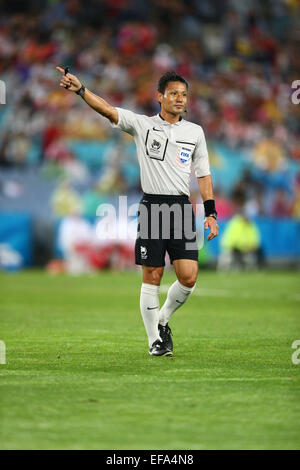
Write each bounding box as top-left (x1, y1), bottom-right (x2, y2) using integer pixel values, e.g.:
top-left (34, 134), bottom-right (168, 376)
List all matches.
top-left (157, 71), bottom-right (189, 94)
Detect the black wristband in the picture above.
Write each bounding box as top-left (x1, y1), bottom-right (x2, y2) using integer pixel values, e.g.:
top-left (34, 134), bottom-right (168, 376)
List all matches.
top-left (76, 84), bottom-right (85, 97)
top-left (204, 199), bottom-right (217, 219)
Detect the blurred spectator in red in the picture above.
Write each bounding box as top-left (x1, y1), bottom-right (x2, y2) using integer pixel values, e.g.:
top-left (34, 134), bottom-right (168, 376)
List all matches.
top-left (271, 189), bottom-right (292, 218)
top-left (214, 188), bottom-right (234, 220)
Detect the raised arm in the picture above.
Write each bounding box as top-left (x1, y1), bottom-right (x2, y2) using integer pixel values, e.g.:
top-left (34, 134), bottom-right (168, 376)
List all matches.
top-left (56, 66), bottom-right (118, 125)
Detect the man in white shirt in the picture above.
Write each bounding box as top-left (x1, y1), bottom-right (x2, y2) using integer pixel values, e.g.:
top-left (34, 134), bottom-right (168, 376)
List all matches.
top-left (56, 67), bottom-right (219, 357)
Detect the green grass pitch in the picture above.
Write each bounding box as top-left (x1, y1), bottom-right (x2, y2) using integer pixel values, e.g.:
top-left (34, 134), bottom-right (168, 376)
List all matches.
top-left (0, 269), bottom-right (299, 450)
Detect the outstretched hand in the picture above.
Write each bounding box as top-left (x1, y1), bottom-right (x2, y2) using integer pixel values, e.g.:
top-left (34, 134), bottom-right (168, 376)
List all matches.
top-left (56, 66), bottom-right (82, 93)
top-left (204, 216), bottom-right (219, 241)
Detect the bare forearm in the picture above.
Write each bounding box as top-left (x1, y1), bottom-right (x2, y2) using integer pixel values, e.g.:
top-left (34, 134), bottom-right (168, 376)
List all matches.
top-left (197, 175), bottom-right (214, 201)
top-left (82, 88), bottom-right (118, 124)
top-left (56, 66), bottom-right (119, 124)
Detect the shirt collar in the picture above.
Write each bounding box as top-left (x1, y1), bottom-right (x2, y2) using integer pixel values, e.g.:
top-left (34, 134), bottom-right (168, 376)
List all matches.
top-left (157, 113), bottom-right (183, 126)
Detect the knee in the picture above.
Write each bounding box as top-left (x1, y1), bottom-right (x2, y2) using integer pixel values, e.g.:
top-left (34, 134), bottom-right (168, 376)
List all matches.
top-left (177, 270), bottom-right (198, 288)
top-left (143, 266), bottom-right (164, 286)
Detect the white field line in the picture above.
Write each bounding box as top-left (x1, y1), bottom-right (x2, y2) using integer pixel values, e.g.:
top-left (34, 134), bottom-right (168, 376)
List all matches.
top-left (156, 375), bottom-right (294, 382)
top-left (160, 285), bottom-right (300, 301)
top-left (1, 376), bottom-right (294, 384)
top-left (162, 378), bottom-right (295, 382)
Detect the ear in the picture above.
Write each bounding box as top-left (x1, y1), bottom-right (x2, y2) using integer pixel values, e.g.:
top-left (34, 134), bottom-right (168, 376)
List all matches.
top-left (156, 91), bottom-right (163, 105)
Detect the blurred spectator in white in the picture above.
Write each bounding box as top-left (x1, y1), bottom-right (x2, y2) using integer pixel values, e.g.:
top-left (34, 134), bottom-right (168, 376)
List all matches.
top-left (57, 214), bottom-right (94, 275)
top-left (93, 202), bottom-right (136, 270)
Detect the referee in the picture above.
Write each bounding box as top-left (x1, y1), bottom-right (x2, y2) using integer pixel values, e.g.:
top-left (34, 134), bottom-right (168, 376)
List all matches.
top-left (56, 67), bottom-right (219, 357)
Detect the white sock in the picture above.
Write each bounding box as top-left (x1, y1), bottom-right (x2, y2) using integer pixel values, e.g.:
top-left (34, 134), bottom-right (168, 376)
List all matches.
top-left (159, 280), bottom-right (195, 326)
top-left (140, 283), bottom-right (161, 347)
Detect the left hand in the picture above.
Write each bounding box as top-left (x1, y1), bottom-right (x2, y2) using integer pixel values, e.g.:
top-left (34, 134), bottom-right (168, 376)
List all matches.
top-left (204, 216), bottom-right (219, 241)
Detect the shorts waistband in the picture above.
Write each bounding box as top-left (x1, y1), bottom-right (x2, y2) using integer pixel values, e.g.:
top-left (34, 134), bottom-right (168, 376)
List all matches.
top-left (142, 193), bottom-right (189, 202)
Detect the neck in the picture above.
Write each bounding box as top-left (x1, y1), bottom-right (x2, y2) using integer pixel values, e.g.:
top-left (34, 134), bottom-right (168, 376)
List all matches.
top-left (159, 109), bottom-right (182, 124)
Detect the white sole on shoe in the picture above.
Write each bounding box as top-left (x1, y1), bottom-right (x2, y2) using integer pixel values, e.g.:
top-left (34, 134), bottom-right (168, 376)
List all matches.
top-left (149, 350), bottom-right (173, 357)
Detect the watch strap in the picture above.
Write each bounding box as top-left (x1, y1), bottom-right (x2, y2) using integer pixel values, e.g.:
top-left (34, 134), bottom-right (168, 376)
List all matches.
top-left (76, 84), bottom-right (85, 97)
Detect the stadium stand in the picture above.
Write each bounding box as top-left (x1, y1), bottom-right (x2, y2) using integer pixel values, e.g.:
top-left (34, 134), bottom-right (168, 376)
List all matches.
top-left (0, 0), bottom-right (300, 269)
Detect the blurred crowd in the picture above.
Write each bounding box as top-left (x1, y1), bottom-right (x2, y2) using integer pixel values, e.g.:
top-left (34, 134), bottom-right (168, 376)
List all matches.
top-left (1, 0), bottom-right (300, 221)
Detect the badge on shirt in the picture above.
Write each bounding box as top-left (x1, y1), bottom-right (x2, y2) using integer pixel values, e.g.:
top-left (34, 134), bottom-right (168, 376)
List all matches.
top-left (176, 143), bottom-right (194, 167)
top-left (179, 147), bottom-right (192, 163)
top-left (145, 130), bottom-right (168, 161)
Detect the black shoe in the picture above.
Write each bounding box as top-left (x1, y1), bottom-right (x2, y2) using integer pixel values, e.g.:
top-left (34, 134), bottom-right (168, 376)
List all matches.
top-left (149, 339), bottom-right (172, 356)
top-left (158, 323), bottom-right (173, 353)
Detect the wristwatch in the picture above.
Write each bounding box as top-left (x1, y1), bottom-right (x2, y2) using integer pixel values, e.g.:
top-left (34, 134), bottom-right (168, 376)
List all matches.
top-left (76, 84), bottom-right (85, 97)
top-left (207, 212), bottom-right (218, 220)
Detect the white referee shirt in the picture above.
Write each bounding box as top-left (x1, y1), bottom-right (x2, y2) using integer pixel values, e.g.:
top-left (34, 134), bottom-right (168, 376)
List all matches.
top-left (111, 107), bottom-right (211, 196)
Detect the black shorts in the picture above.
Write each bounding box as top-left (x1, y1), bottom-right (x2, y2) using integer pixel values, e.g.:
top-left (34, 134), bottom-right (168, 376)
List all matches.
top-left (135, 193), bottom-right (199, 267)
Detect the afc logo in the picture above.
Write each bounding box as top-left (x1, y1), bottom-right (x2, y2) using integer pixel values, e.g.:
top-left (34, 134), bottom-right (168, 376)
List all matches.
top-left (141, 246), bottom-right (147, 260)
top-left (151, 140), bottom-right (161, 150)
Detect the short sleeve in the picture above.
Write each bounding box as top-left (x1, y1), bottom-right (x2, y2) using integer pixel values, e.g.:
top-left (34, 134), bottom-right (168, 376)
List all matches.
top-left (110, 107), bottom-right (139, 136)
top-left (192, 127), bottom-right (211, 178)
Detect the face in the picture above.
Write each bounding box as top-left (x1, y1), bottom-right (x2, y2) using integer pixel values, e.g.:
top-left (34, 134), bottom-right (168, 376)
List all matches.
top-left (158, 81), bottom-right (188, 116)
